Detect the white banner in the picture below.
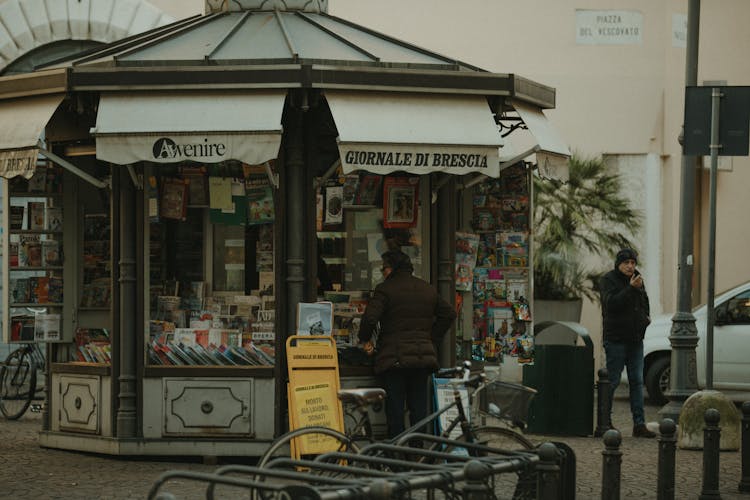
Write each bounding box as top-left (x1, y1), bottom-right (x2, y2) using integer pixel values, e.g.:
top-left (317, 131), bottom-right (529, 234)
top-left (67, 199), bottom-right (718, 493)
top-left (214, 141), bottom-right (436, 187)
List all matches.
top-left (0, 148), bottom-right (38, 179)
top-left (95, 133), bottom-right (282, 166)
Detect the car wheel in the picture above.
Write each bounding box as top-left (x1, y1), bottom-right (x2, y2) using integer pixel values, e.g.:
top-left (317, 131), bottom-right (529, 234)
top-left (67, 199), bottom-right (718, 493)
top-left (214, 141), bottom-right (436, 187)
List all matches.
top-left (645, 356), bottom-right (670, 406)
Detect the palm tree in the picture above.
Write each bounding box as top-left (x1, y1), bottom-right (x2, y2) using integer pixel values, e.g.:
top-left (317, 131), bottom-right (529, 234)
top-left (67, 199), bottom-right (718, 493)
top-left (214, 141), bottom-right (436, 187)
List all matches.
top-left (533, 154), bottom-right (642, 301)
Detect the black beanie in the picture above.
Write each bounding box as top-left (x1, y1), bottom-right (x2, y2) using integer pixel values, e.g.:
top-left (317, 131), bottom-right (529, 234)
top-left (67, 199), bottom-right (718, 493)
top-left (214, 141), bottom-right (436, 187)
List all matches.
top-left (615, 248), bottom-right (638, 268)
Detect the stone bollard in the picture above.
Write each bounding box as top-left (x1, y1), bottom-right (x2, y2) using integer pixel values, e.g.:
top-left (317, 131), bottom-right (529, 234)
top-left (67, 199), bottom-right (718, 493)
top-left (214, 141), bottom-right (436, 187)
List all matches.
top-left (536, 442), bottom-right (561, 500)
top-left (601, 429), bottom-right (622, 500)
top-left (699, 408), bottom-right (722, 500)
top-left (739, 401), bottom-right (750, 493)
top-left (461, 460), bottom-right (493, 500)
top-left (657, 418), bottom-right (677, 500)
top-left (594, 368), bottom-right (612, 437)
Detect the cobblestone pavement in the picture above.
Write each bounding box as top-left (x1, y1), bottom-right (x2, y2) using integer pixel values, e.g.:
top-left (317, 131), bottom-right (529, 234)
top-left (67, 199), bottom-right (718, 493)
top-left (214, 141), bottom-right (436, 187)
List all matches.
top-left (0, 393), bottom-right (748, 499)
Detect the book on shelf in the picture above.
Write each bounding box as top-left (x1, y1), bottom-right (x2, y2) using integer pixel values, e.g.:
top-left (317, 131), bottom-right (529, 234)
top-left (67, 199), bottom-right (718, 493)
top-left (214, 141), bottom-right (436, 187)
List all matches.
top-left (27, 167), bottom-right (46, 192)
top-left (34, 313), bottom-right (60, 341)
top-left (42, 240), bottom-right (63, 266)
top-left (45, 166), bottom-right (62, 193)
top-left (48, 277), bottom-right (63, 303)
top-left (27, 202), bottom-right (45, 230)
top-left (46, 207), bottom-right (63, 231)
top-left (8, 242), bottom-right (18, 267)
top-left (19, 235), bottom-right (42, 267)
top-left (28, 276), bottom-right (50, 303)
top-left (9, 278), bottom-right (30, 303)
top-left (9, 206), bottom-right (24, 230)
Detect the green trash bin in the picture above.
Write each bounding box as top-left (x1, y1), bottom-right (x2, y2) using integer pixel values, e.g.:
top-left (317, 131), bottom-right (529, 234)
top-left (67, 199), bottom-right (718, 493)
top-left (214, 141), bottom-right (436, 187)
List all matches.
top-left (522, 321), bottom-right (594, 436)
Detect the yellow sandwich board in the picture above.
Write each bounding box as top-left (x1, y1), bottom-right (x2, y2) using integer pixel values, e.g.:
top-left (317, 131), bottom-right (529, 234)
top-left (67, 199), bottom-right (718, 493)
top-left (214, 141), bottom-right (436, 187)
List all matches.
top-left (286, 335), bottom-right (345, 457)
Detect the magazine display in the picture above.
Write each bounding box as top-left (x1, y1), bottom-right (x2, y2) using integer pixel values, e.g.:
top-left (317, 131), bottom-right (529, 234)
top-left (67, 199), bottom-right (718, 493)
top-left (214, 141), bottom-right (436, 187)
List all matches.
top-left (464, 164), bottom-right (534, 364)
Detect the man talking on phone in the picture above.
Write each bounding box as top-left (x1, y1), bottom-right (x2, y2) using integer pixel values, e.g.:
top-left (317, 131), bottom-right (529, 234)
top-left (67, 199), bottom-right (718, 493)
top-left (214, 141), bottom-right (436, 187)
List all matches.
top-left (599, 248), bottom-right (656, 438)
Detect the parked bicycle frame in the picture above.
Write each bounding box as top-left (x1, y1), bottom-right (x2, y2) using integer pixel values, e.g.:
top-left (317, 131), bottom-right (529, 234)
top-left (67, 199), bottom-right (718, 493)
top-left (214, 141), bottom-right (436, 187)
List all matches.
top-left (0, 342), bottom-right (46, 420)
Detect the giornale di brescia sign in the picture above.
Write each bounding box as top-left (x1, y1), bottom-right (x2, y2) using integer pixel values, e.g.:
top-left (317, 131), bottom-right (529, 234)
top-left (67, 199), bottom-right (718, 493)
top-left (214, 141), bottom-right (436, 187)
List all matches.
top-left (338, 145), bottom-right (500, 177)
top-left (576, 10), bottom-right (643, 45)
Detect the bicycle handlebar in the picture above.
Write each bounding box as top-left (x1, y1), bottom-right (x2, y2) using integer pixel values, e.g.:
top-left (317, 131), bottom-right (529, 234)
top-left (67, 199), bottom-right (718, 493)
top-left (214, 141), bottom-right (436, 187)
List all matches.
top-left (435, 360), bottom-right (472, 379)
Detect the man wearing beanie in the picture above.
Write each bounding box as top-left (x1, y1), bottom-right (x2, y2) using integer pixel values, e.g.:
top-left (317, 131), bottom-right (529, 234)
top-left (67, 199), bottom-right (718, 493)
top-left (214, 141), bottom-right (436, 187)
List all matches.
top-left (599, 248), bottom-right (655, 438)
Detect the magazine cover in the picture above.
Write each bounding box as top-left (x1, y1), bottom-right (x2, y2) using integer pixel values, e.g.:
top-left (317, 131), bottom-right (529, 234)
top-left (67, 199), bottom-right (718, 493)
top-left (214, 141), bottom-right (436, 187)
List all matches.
top-left (246, 176), bottom-right (275, 225)
top-left (296, 301), bottom-right (333, 335)
top-left (27, 202), bottom-right (45, 230)
top-left (383, 176), bottom-right (418, 228)
top-left (161, 177), bottom-right (189, 220)
top-left (46, 207), bottom-right (63, 231)
top-left (356, 174), bottom-right (382, 205)
top-left (342, 174), bottom-right (360, 206)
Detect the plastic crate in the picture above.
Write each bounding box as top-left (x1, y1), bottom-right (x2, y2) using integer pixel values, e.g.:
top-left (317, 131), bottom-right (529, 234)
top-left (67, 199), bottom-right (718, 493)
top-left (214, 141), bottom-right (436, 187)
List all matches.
top-left (480, 380), bottom-right (537, 425)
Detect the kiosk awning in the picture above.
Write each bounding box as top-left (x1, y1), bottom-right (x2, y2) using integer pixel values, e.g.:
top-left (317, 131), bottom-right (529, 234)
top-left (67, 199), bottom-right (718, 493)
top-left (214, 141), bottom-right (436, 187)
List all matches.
top-left (326, 91), bottom-right (503, 177)
top-left (0, 94), bottom-right (65, 179)
top-left (92, 91), bottom-right (286, 166)
top-left (509, 100), bottom-right (571, 181)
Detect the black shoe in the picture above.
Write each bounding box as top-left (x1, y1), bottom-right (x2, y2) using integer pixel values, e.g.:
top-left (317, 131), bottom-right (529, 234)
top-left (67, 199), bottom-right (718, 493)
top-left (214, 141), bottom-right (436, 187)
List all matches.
top-left (633, 424), bottom-right (656, 438)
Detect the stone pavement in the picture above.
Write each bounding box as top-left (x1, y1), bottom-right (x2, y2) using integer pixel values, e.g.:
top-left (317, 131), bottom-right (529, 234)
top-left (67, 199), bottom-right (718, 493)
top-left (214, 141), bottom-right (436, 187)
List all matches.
top-left (0, 393), bottom-right (748, 499)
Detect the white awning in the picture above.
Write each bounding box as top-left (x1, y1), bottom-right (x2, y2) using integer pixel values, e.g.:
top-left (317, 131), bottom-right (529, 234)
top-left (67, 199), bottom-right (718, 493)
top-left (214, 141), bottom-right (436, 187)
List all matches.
top-left (92, 91), bottom-right (286, 166)
top-left (507, 100), bottom-right (571, 181)
top-left (0, 94), bottom-right (65, 179)
top-left (326, 91), bottom-right (503, 177)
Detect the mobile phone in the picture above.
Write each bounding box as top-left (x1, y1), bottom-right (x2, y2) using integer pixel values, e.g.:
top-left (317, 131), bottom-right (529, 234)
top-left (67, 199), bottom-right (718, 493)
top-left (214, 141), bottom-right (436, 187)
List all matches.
top-left (633, 269), bottom-right (641, 278)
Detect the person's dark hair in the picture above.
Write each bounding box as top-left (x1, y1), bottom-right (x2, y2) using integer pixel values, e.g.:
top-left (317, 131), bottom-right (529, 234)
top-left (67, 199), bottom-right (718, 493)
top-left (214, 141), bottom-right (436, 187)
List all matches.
top-left (381, 250), bottom-right (414, 273)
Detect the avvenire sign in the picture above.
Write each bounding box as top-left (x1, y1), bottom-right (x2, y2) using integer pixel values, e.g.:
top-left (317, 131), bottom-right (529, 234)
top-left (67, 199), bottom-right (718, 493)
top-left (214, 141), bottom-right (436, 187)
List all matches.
top-left (339, 145), bottom-right (499, 177)
top-left (95, 133), bottom-right (282, 166)
top-left (152, 137), bottom-right (228, 161)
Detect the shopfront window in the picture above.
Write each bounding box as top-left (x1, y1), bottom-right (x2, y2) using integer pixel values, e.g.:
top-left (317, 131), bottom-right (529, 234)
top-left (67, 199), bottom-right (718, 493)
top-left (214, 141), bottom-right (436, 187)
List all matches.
top-left (315, 173), bottom-right (428, 347)
top-left (146, 164), bottom-right (276, 367)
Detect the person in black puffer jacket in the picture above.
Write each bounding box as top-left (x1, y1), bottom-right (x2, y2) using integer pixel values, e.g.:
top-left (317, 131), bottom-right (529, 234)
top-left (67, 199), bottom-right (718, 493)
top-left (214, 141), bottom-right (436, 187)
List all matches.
top-left (358, 250), bottom-right (456, 438)
top-left (599, 247), bottom-right (655, 438)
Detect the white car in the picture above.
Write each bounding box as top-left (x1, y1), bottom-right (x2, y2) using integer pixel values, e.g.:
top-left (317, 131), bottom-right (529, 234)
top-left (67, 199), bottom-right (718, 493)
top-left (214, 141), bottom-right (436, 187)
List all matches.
top-left (643, 281), bottom-right (750, 405)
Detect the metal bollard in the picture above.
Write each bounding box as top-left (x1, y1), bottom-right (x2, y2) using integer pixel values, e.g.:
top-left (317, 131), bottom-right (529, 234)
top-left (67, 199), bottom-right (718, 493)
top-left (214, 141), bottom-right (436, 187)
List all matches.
top-left (657, 418), bottom-right (677, 500)
top-left (601, 429), bottom-right (622, 500)
top-left (461, 460), bottom-right (493, 500)
top-left (595, 368), bottom-right (612, 437)
top-left (536, 442), bottom-right (561, 500)
top-left (739, 401), bottom-right (750, 493)
top-left (699, 408), bottom-right (722, 500)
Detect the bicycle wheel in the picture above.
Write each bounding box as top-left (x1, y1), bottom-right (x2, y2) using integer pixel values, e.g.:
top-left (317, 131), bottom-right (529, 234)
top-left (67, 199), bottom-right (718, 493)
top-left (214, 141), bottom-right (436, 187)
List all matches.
top-left (472, 425), bottom-right (534, 451)
top-left (256, 426), bottom-right (361, 469)
top-left (470, 426), bottom-right (536, 500)
top-left (0, 348), bottom-right (36, 420)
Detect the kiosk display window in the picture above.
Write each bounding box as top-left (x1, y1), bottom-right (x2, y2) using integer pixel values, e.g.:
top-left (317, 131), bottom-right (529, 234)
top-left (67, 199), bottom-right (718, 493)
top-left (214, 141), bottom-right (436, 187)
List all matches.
top-left (145, 163), bottom-right (276, 367)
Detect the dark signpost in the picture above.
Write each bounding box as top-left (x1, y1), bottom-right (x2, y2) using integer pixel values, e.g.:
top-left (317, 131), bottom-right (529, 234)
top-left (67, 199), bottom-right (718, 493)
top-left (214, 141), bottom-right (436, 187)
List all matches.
top-left (683, 85), bottom-right (750, 388)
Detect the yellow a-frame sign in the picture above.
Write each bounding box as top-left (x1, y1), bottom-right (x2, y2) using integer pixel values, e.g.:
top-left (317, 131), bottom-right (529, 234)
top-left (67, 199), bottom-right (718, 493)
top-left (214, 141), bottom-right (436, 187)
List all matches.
top-left (286, 335), bottom-right (345, 457)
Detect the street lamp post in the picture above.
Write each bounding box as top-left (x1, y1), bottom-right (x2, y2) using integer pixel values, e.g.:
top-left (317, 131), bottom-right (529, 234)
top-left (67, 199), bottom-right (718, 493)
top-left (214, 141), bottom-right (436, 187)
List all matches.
top-left (660, 0), bottom-right (701, 421)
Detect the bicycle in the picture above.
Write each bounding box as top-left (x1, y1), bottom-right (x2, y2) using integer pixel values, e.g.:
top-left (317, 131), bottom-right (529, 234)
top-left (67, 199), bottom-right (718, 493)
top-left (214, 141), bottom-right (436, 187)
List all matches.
top-left (257, 360), bottom-right (536, 467)
top-left (0, 343), bottom-right (46, 420)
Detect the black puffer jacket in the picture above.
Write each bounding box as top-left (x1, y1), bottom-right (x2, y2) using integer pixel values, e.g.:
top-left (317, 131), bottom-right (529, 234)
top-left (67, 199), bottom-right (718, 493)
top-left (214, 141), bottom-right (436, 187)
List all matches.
top-left (359, 269), bottom-right (456, 374)
top-left (599, 268), bottom-right (651, 342)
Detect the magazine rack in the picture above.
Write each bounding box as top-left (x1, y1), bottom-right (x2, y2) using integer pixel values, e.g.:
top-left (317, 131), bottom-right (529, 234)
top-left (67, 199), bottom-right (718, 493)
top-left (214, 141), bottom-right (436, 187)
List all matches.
top-left (286, 335), bottom-right (345, 458)
top-left (2, 163), bottom-right (66, 342)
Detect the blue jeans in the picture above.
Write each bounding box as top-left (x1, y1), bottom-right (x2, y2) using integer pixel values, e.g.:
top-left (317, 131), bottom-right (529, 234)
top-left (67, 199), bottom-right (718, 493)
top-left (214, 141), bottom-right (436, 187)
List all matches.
top-left (604, 340), bottom-right (646, 426)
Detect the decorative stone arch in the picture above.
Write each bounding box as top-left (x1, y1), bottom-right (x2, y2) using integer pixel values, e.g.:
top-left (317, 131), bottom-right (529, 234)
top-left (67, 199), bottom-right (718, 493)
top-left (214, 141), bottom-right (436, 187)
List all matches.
top-left (0, 0), bottom-right (175, 74)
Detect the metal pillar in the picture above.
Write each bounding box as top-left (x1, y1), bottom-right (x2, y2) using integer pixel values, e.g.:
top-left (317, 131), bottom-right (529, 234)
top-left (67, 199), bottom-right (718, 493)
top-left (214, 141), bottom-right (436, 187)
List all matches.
top-left (601, 429), bottom-right (622, 500)
top-left (704, 88), bottom-right (722, 389)
top-left (700, 408), bottom-right (722, 499)
top-left (740, 401), bottom-right (750, 493)
top-left (436, 176), bottom-right (456, 368)
top-left (116, 167), bottom-right (137, 437)
top-left (662, 0), bottom-right (701, 421)
top-left (657, 418), bottom-right (677, 500)
top-left (285, 108), bottom-right (306, 335)
top-left (595, 367), bottom-right (612, 437)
